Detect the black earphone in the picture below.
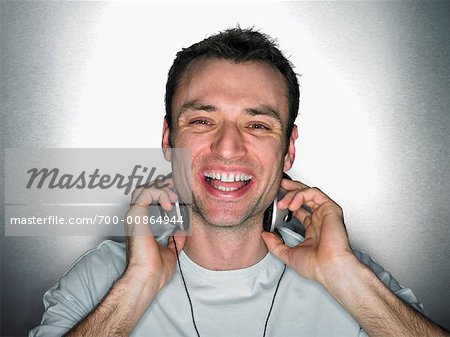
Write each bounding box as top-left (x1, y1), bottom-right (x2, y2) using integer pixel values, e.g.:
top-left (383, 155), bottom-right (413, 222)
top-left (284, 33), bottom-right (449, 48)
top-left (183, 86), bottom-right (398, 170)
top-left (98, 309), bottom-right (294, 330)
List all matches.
top-left (262, 172), bottom-right (293, 234)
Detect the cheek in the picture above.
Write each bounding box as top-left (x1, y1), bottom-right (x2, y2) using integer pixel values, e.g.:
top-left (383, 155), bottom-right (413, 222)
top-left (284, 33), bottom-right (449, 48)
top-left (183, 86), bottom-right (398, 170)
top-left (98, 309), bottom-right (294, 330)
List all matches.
top-left (252, 136), bottom-right (284, 158)
top-left (173, 133), bottom-right (209, 154)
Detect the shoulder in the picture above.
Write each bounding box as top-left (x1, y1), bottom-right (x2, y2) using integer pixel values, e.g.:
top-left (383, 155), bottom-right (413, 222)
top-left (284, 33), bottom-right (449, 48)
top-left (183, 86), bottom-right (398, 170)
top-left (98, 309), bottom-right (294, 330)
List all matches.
top-left (46, 240), bottom-right (126, 304)
top-left (277, 227), bottom-right (424, 314)
top-left (353, 249), bottom-right (424, 313)
top-left (29, 240), bottom-right (127, 336)
top-left (62, 239), bottom-right (126, 280)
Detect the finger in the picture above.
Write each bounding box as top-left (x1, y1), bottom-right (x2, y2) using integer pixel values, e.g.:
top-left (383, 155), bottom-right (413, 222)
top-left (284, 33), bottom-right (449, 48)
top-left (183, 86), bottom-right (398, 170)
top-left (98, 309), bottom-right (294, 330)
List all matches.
top-left (281, 178), bottom-right (310, 191)
top-left (261, 231), bottom-right (293, 267)
top-left (131, 177), bottom-right (176, 204)
top-left (277, 189), bottom-right (316, 212)
top-left (301, 215), bottom-right (318, 239)
top-left (276, 189), bottom-right (299, 209)
top-left (138, 177), bottom-right (175, 190)
top-left (167, 190), bottom-right (179, 203)
top-left (133, 187), bottom-right (178, 211)
top-left (292, 206), bottom-right (312, 224)
top-left (154, 189), bottom-right (176, 211)
top-left (288, 191), bottom-right (322, 212)
top-left (290, 188), bottom-right (331, 211)
top-left (134, 187), bottom-right (178, 206)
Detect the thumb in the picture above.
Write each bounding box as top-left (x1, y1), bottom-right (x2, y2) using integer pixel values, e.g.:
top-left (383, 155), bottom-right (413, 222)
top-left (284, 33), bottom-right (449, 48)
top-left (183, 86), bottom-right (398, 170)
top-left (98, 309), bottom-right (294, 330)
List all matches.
top-left (168, 231), bottom-right (187, 254)
top-left (261, 231), bottom-right (292, 266)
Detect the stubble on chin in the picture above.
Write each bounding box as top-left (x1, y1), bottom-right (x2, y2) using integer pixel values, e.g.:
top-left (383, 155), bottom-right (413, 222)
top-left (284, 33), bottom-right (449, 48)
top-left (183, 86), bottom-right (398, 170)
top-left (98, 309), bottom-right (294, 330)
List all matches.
top-left (189, 195), bottom-right (266, 234)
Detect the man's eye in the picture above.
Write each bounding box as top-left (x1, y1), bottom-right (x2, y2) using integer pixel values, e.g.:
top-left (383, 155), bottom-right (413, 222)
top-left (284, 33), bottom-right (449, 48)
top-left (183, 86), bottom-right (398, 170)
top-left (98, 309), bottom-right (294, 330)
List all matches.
top-left (190, 119), bottom-right (210, 125)
top-left (248, 123), bottom-right (269, 130)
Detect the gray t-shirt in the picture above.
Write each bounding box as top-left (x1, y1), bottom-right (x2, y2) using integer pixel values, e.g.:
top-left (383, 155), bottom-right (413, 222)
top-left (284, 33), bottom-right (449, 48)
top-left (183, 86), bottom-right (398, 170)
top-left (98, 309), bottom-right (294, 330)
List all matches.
top-left (29, 230), bottom-right (422, 337)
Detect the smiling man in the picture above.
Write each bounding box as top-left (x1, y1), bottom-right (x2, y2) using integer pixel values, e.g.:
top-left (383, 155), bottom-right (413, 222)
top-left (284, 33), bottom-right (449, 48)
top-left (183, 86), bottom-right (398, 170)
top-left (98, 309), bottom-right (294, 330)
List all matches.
top-left (166, 57), bottom-right (295, 271)
top-left (30, 28), bottom-right (448, 337)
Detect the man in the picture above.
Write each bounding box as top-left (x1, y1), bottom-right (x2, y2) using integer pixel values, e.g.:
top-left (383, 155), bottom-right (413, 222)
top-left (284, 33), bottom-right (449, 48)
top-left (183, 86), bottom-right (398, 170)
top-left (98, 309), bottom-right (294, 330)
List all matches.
top-left (30, 28), bottom-right (448, 337)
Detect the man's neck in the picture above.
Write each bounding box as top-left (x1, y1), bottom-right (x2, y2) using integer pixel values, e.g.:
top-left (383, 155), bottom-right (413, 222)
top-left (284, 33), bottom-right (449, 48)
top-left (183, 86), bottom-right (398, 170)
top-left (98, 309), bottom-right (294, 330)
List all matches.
top-left (183, 218), bottom-right (268, 271)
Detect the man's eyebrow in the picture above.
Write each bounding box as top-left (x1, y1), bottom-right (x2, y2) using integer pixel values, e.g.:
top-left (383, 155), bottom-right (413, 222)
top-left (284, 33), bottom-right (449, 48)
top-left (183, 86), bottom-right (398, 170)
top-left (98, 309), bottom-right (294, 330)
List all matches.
top-left (180, 101), bottom-right (217, 114)
top-left (179, 102), bottom-right (282, 123)
top-left (245, 107), bottom-right (282, 123)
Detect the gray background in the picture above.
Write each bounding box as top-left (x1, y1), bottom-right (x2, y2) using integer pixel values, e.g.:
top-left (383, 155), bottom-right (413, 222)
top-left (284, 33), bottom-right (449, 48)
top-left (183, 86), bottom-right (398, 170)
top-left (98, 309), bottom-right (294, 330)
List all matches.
top-left (1, 1), bottom-right (449, 335)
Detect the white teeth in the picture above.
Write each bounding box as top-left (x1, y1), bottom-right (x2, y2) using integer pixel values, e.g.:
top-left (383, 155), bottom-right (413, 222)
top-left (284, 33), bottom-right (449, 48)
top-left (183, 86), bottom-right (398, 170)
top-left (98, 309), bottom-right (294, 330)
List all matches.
top-left (204, 171), bottom-right (253, 182)
top-left (213, 185), bottom-right (239, 192)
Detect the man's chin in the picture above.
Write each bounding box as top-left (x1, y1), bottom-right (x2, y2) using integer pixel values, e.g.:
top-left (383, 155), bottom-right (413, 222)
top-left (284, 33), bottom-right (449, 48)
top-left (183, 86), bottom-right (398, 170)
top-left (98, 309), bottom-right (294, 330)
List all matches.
top-left (201, 213), bottom-right (245, 228)
top-left (195, 208), bottom-right (262, 231)
top-left (191, 195), bottom-right (266, 230)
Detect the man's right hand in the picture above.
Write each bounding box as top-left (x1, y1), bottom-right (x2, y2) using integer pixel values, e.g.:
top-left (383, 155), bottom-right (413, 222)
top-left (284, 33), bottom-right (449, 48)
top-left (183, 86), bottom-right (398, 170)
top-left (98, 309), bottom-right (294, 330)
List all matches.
top-left (65, 177), bottom-right (186, 337)
top-left (125, 177), bottom-right (186, 293)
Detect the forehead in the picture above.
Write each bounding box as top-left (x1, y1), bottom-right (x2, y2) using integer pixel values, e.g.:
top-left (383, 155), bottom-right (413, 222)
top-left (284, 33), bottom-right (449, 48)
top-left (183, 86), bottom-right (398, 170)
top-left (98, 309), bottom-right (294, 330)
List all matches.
top-left (172, 58), bottom-right (289, 119)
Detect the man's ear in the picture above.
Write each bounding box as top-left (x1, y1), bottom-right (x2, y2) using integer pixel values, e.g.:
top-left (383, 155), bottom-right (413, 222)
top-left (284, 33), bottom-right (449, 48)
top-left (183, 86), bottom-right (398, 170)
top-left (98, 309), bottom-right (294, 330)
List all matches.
top-left (162, 117), bottom-right (172, 162)
top-left (283, 125), bottom-right (298, 171)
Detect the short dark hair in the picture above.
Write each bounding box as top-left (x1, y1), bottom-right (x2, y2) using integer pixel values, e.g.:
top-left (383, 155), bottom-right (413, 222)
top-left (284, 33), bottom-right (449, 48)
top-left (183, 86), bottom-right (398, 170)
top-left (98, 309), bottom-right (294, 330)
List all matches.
top-left (165, 27), bottom-right (300, 143)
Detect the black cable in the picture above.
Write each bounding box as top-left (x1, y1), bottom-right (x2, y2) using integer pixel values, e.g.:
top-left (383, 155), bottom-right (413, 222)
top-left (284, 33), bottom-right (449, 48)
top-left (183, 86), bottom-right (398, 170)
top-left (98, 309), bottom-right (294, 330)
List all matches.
top-left (172, 236), bottom-right (286, 337)
top-left (173, 236), bottom-right (201, 337)
top-left (262, 263), bottom-right (286, 337)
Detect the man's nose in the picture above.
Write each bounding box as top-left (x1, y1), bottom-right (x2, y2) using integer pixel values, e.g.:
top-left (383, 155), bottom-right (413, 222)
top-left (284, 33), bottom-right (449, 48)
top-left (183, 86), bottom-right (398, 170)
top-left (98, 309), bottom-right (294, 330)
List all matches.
top-left (210, 123), bottom-right (247, 161)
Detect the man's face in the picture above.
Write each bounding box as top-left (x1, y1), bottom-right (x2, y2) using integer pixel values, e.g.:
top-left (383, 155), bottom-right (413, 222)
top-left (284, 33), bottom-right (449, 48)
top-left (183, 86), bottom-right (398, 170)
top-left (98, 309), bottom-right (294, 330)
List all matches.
top-left (163, 58), bottom-right (296, 228)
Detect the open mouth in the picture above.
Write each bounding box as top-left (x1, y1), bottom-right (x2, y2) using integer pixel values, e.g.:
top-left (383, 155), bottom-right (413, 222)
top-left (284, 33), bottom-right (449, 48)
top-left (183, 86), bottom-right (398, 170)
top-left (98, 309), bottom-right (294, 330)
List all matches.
top-left (203, 171), bottom-right (253, 192)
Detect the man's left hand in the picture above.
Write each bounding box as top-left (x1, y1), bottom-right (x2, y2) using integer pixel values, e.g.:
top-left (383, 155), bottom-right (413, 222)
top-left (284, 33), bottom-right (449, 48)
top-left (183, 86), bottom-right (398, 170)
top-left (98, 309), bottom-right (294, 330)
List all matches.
top-left (262, 178), bottom-right (358, 284)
